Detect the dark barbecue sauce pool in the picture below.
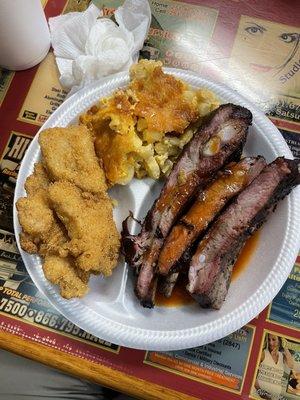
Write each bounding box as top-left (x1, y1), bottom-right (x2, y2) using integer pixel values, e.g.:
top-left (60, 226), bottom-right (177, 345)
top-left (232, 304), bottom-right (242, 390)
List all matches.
top-left (156, 230), bottom-right (260, 307)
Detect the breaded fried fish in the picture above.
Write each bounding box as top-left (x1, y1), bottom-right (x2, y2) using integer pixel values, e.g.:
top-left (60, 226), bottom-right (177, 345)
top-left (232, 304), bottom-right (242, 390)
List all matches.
top-left (17, 163), bottom-right (89, 299)
top-left (17, 163), bottom-right (68, 256)
top-left (39, 218), bottom-right (69, 258)
top-left (48, 181), bottom-right (120, 275)
top-left (43, 255), bottom-right (89, 299)
top-left (25, 161), bottom-right (49, 194)
top-left (39, 126), bottom-right (108, 195)
top-left (17, 125), bottom-right (121, 300)
top-left (17, 163), bottom-right (54, 253)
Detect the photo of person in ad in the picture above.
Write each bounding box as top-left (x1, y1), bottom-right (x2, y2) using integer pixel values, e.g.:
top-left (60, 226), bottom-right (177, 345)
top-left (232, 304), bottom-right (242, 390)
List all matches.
top-left (229, 16), bottom-right (300, 116)
top-left (252, 333), bottom-right (300, 400)
top-left (287, 370), bottom-right (300, 396)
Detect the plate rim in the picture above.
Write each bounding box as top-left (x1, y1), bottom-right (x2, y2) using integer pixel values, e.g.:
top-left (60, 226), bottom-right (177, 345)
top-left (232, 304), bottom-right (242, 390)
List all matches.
top-left (13, 68), bottom-right (300, 350)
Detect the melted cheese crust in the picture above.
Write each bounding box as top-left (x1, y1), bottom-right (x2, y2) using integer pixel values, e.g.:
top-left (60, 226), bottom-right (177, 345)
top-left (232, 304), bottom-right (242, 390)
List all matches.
top-left (80, 60), bottom-right (219, 186)
top-left (130, 61), bottom-right (199, 134)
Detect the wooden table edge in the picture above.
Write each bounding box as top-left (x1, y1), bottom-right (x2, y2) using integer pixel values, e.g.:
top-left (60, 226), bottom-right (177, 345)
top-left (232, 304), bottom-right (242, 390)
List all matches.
top-left (0, 330), bottom-right (198, 400)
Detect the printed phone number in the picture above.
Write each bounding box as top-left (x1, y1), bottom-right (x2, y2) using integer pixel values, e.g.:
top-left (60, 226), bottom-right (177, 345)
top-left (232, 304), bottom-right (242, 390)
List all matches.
top-left (0, 298), bottom-right (98, 341)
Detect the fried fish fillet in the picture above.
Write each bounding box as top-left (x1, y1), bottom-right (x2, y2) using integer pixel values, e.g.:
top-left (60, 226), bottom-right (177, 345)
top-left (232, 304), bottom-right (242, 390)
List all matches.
top-left (48, 181), bottom-right (120, 275)
top-left (18, 126), bottom-right (120, 299)
top-left (17, 163), bottom-right (54, 253)
top-left (25, 162), bottom-right (49, 194)
top-left (39, 218), bottom-right (69, 258)
top-left (17, 163), bottom-right (89, 299)
top-left (43, 256), bottom-right (89, 299)
top-left (17, 163), bottom-right (69, 256)
top-left (39, 126), bottom-right (108, 194)
top-left (19, 218), bottom-right (69, 257)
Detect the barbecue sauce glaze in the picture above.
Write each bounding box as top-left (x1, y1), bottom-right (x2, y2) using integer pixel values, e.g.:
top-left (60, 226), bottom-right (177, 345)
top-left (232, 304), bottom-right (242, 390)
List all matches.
top-left (156, 230), bottom-right (260, 307)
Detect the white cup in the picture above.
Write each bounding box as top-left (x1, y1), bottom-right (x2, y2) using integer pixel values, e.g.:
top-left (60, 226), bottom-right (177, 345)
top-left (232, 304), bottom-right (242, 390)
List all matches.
top-left (0, 0), bottom-right (51, 71)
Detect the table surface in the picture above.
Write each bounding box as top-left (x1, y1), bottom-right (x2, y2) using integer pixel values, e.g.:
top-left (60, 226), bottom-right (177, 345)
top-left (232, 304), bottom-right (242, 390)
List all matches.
top-left (0, 1), bottom-right (299, 399)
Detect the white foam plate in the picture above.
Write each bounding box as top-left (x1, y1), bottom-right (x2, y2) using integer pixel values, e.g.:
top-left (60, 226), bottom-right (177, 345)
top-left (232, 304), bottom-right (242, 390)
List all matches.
top-left (14, 69), bottom-right (300, 351)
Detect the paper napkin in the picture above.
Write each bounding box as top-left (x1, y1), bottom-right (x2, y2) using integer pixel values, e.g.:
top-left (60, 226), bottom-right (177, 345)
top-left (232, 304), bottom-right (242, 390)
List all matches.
top-left (49, 0), bottom-right (151, 94)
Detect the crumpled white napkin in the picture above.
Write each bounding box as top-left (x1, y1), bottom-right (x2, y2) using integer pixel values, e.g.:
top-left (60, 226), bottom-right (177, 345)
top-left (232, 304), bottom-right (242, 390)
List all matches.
top-left (49, 0), bottom-right (151, 94)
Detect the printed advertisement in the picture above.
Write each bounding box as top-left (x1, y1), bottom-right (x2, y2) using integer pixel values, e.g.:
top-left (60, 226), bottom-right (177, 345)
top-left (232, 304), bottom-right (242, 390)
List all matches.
top-left (145, 326), bottom-right (254, 393)
top-left (268, 260), bottom-right (300, 330)
top-left (251, 331), bottom-right (300, 400)
top-left (0, 69), bottom-right (14, 106)
top-left (0, 131), bottom-right (32, 184)
top-left (142, 0), bottom-right (218, 72)
top-left (279, 129), bottom-right (300, 159)
top-left (0, 179), bottom-right (14, 234)
top-left (18, 52), bottom-right (68, 126)
top-left (63, 0), bottom-right (91, 13)
top-left (0, 229), bottom-right (20, 266)
top-left (228, 16), bottom-right (300, 134)
top-left (0, 253), bottom-right (119, 354)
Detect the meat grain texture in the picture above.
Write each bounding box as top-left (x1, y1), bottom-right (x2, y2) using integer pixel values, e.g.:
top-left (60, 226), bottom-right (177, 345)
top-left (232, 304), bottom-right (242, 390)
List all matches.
top-left (123, 103), bottom-right (253, 307)
top-left (122, 103), bottom-right (300, 310)
top-left (187, 157), bottom-right (300, 309)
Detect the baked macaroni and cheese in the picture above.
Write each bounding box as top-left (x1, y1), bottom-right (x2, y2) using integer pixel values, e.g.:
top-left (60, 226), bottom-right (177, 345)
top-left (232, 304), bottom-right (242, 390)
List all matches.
top-left (80, 59), bottom-right (219, 186)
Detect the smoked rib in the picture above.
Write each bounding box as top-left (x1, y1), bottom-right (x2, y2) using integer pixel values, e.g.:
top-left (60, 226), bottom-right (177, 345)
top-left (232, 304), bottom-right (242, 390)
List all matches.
top-left (187, 157), bottom-right (300, 309)
top-left (158, 156), bottom-right (266, 276)
top-left (122, 104), bottom-right (253, 307)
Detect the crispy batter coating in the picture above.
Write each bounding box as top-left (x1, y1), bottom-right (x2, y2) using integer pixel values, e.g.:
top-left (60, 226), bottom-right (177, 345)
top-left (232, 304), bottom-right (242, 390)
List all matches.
top-left (39, 126), bottom-right (108, 194)
top-left (39, 218), bottom-right (69, 258)
top-left (19, 232), bottom-right (39, 254)
top-left (17, 194), bottom-right (53, 236)
top-left (17, 163), bottom-right (88, 299)
top-left (43, 256), bottom-right (89, 299)
top-left (25, 162), bottom-right (49, 194)
top-left (16, 163), bottom-right (54, 249)
top-left (48, 181), bottom-right (120, 275)
top-left (17, 163), bottom-right (69, 256)
top-left (17, 126), bottom-right (121, 299)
